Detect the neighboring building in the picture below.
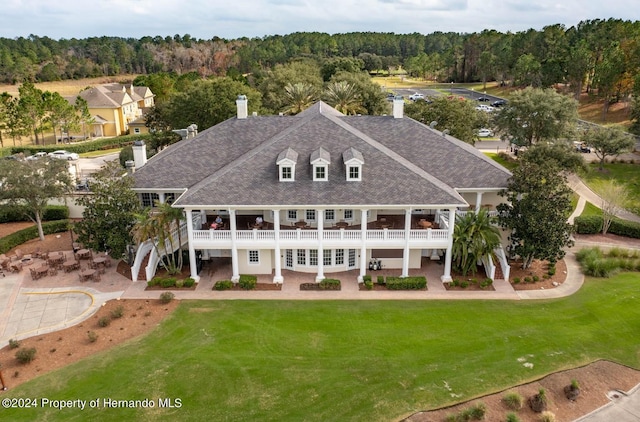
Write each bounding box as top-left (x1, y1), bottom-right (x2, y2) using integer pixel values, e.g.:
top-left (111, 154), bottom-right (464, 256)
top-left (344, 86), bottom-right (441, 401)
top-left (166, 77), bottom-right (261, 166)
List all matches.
top-left (77, 83), bottom-right (155, 137)
top-left (131, 97), bottom-right (512, 284)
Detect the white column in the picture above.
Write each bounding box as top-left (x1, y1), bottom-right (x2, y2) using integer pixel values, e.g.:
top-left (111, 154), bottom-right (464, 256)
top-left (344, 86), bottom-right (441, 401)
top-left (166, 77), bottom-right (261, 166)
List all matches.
top-left (441, 208), bottom-right (456, 283)
top-left (273, 209), bottom-right (283, 283)
top-left (358, 209), bottom-right (367, 282)
top-left (158, 192), bottom-right (165, 204)
top-left (475, 192), bottom-right (483, 213)
top-left (315, 209), bottom-right (325, 282)
top-left (229, 209), bottom-right (240, 282)
top-left (185, 209), bottom-right (200, 282)
top-left (401, 208), bottom-right (411, 277)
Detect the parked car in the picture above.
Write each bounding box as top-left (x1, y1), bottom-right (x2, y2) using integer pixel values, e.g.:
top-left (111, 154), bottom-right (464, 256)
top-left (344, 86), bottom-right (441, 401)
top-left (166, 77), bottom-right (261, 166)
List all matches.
top-left (476, 96), bottom-right (491, 102)
top-left (475, 104), bottom-right (495, 112)
top-left (48, 150), bottom-right (79, 160)
top-left (409, 93), bottom-right (425, 101)
top-left (573, 142), bottom-right (592, 153)
top-left (492, 99), bottom-right (507, 107)
top-left (26, 151), bottom-right (48, 160)
top-left (477, 128), bottom-right (494, 137)
top-left (386, 92), bottom-right (396, 101)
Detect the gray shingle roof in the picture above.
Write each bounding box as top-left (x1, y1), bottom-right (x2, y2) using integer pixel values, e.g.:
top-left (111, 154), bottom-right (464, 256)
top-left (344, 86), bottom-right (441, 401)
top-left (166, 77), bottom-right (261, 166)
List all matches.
top-left (310, 147), bottom-right (330, 163)
top-left (133, 101), bottom-right (511, 208)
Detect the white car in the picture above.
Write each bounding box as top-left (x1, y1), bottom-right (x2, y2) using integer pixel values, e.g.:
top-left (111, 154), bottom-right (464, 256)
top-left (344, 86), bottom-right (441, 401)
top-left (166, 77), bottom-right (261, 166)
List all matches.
top-left (48, 150), bottom-right (79, 160)
top-left (409, 93), bottom-right (425, 101)
top-left (477, 129), bottom-right (494, 137)
top-left (475, 104), bottom-right (495, 112)
top-left (26, 152), bottom-right (48, 160)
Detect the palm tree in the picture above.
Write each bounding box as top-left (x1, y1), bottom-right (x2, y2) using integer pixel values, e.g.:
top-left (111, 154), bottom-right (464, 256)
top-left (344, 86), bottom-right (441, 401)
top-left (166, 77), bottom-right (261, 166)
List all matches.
top-left (282, 82), bottom-right (317, 115)
top-left (155, 202), bottom-right (185, 272)
top-left (452, 209), bottom-right (502, 276)
top-left (323, 81), bottom-right (366, 115)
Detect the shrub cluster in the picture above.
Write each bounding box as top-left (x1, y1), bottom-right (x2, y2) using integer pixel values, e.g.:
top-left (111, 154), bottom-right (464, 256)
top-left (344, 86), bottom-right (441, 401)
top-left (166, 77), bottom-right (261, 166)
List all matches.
top-left (363, 279), bottom-right (373, 290)
top-left (8, 339), bottom-right (20, 349)
top-left (214, 280), bottom-right (233, 290)
top-left (87, 331), bottom-right (98, 343)
top-left (445, 402), bottom-right (486, 421)
top-left (11, 133), bottom-right (153, 156)
top-left (319, 278), bottom-right (341, 290)
top-left (0, 220), bottom-right (69, 254)
top-left (0, 205), bottom-right (68, 223)
top-left (239, 274), bottom-right (257, 290)
top-left (502, 392), bottom-right (523, 410)
top-left (575, 246), bottom-right (640, 277)
top-left (147, 277), bottom-right (194, 288)
top-left (15, 347), bottom-right (37, 364)
top-left (385, 276), bottom-right (427, 290)
top-left (574, 215), bottom-right (640, 239)
top-left (110, 305), bottom-right (124, 319)
top-left (159, 292), bottom-right (175, 303)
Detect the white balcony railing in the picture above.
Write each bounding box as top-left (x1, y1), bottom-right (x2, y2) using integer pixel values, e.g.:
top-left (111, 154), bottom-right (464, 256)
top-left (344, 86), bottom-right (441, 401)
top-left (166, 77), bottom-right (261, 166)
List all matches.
top-left (191, 228), bottom-right (449, 248)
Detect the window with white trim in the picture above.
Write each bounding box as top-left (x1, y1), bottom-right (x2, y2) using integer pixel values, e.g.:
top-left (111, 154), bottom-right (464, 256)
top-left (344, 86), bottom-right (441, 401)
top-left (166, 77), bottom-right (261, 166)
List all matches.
top-left (281, 166), bottom-right (293, 181)
top-left (288, 210), bottom-right (297, 221)
top-left (348, 165), bottom-right (360, 181)
top-left (348, 249), bottom-right (356, 267)
top-left (134, 127), bottom-right (141, 134)
top-left (164, 193), bottom-right (176, 204)
top-left (336, 249), bottom-right (344, 265)
top-left (313, 165), bottom-right (327, 181)
top-left (306, 210), bottom-right (316, 221)
top-left (325, 209), bottom-right (335, 221)
top-left (297, 249), bottom-right (306, 265)
top-left (141, 193), bottom-right (159, 207)
top-left (309, 250), bottom-right (318, 266)
top-left (323, 249), bottom-right (332, 266)
top-left (248, 250), bottom-right (259, 264)
top-left (344, 209), bottom-right (353, 220)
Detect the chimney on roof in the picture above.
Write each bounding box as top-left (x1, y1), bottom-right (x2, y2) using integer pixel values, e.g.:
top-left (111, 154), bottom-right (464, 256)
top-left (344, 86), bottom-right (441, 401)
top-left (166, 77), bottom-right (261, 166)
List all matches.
top-left (236, 95), bottom-right (248, 119)
top-left (188, 124), bottom-right (198, 138)
top-left (393, 96), bottom-right (404, 119)
top-left (133, 140), bottom-right (147, 169)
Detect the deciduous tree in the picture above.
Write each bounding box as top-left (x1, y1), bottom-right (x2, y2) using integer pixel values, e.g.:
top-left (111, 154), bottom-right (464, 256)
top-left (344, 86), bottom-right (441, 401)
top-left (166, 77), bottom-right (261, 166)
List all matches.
top-left (582, 126), bottom-right (635, 170)
top-left (0, 158), bottom-right (73, 241)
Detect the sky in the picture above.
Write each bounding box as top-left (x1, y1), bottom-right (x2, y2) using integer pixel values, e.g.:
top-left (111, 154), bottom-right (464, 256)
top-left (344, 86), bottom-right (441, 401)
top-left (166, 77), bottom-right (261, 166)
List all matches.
top-left (2, 0), bottom-right (639, 40)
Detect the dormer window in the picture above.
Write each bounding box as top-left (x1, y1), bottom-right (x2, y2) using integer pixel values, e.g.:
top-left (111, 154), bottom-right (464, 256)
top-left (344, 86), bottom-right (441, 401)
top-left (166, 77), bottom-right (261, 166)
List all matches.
top-left (343, 147), bottom-right (364, 182)
top-left (310, 147), bottom-right (330, 182)
top-left (276, 147), bottom-right (298, 182)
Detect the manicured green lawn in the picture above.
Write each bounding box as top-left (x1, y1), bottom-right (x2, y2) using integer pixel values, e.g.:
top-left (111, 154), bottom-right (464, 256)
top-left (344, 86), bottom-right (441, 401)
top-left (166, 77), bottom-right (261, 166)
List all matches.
top-left (580, 201), bottom-right (602, 217)
top-left (583, 162), bottom-right (640, 215)
top-left (4, 275), bottom-right (640, 421)
top-left (484, 152), bottom-right (518, 171)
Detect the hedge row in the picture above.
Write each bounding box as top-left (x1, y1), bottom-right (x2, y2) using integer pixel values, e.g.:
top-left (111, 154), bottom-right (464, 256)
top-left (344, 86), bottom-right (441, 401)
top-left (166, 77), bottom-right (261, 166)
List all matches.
top-left (0, 220), bottom-right (70, 254)
top-left (574, 215), bottom-right (640, 239)
top-left (385, 276), bottom-right (427, 290)
top-left (9, 133), bottom-right (153, 156)
top-left (0, 205), bottom-right (69, 223)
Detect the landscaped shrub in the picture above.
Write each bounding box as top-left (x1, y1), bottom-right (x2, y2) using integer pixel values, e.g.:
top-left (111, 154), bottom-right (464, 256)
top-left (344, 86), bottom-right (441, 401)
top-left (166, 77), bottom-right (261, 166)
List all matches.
top-left (539, 411), bottom-right (556, 422)
top-left (524, 276), bottom-right (532, 283)
top-left (214, 280), bottom-right (233, 291)
top-left (160, 278), bottom-right (177, 288)
top-left (319, 278), bottom-right (341, 290)
top-left (460, 280), bottom-right (469, 288)
top-left (183, 277), bottom-right (195, 288)
top-left (564, 379), bottom-right (581, 401)
top-left (505, 413), bottom-right (521, 422)
top-left (362, 274), bottom-right (372, 283)
top-left (110, 305), bottom-right (124, 319)
top-left (87, 331), bottom-right (98, 343)
top-left (239, 274), bottom-right (257, 290)
top-left (0, 220), bottom-right (69, 254)
top-left (502, 392), bottom-right (524, 410)
top-left (532, 275), bottom-right (539, 282)
top-left (573, 215), bottom-right (602, 234)
top-left (363, 279), bottom-right (373, 290)
top-left (385, 276), bottom-right (427, 290)
top-left (479, 278), bottom-right (493, 289)
top-left (377, 275), bottom-right (385, 285)
top-left (175, 279), bottom-right (184, 288)
top-left (529, 388), bottom-right (548, 413)
top-left (8, 339), bottom-right (20, 349)
top-left (547, 266), bottom-right (556, 276)
top-left (159, 292), bottom-right (175, 303)
top-left (512, 277), bottom-right (521, 284)
top-left (0, 204), bottom-right (68, 223)
top-left (467, 402), bottom-right (486, 420)
top-left (15, 347), bottom-right (36, 364)
top-left (147, 278), bottom-right (161, 287)
top-left (98, 317), bottom-right (110, 327)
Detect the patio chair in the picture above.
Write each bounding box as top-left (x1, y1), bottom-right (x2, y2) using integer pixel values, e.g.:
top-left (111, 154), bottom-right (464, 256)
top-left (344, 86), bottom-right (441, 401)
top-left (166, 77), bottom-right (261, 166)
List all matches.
top-left (10, 249), bottom-right (24, 261)
top-left (30, 267), bottom-right (39, 280)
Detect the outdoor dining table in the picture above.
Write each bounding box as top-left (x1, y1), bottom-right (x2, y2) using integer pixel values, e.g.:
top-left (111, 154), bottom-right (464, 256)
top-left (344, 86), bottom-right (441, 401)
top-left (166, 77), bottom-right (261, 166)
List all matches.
top-left (35, 265), bottom-right (50, 277)
top-left (77, 249), bottom-right (91, 259)
top-left (418, 220), bottom-right (433, 229)
top-left (335, 221), bottom-right (349, 228)
top-left (48, 252), bottom-right (65, 266)
top-left (63, 260), bottom-right (80, 273)
top-left (295, 221), bottom-right (308, 228)
top-left (80, 269), bottom-right (96, 281)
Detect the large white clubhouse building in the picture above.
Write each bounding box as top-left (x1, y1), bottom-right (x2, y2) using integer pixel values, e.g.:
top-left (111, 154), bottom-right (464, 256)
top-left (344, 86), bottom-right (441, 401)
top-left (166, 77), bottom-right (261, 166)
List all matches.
top-left (131, 96), bottom-right (512, 284)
